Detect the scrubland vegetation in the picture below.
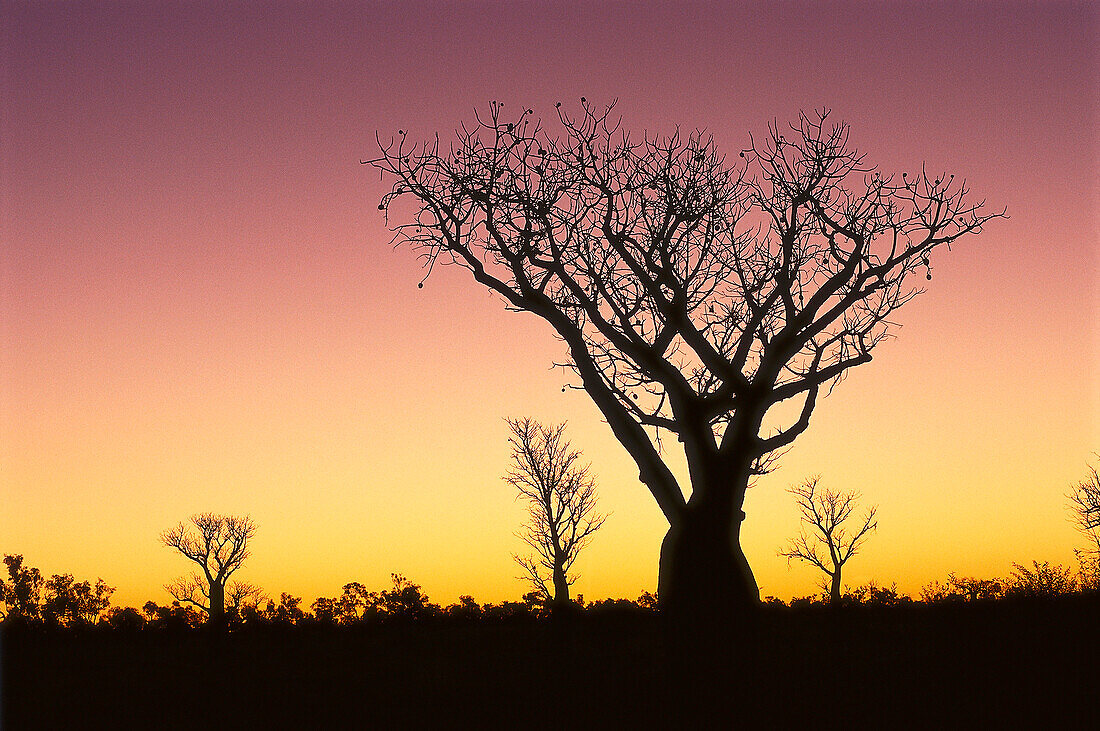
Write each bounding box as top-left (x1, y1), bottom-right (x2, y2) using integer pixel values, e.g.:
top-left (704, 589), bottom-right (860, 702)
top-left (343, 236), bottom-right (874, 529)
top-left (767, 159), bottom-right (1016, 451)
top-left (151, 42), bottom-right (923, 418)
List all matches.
top-left (2, 553), bottom-right (1096, 727)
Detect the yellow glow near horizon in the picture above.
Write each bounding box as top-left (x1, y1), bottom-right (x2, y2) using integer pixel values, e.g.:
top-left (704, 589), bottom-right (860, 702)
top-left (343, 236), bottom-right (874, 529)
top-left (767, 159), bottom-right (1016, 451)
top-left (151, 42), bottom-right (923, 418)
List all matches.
top-left (2, 1), bottom-right (1097, 612)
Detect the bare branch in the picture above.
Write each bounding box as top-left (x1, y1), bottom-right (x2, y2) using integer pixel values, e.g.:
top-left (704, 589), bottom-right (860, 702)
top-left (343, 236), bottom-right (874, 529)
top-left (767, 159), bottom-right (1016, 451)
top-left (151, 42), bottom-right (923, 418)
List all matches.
top-left (164, 574), bottom-right (209, 613)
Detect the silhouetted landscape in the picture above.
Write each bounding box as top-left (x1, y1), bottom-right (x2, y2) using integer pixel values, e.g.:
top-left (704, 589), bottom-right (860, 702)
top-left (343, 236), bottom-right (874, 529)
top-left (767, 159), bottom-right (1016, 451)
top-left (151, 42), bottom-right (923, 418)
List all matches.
top-left (3, 554), bottom-right (1098, 727)
top-left (4, 2), bottom-right (1097, 728)
top-left (5, 78), bottom-right (1098, 731)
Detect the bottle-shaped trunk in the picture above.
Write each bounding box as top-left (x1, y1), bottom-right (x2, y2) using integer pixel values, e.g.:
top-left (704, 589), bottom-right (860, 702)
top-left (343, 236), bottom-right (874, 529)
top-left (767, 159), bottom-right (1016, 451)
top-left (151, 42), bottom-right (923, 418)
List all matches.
top-left (207, 580), bottom-right (226, 627)
top-left (658, 462), bottom-right (760, 624)
top-left (551, 559), bottom-right (570, 607)
top-left (829, 570), bottom-right (842, 604)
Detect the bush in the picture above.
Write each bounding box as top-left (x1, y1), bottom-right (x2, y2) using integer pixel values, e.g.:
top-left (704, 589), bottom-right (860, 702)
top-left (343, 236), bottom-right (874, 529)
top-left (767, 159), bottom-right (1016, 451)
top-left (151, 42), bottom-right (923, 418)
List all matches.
top-left (103, 606), bottom-right (147, 631)
top-left (443, 595), bottom-right (483, 621)
top-left (376, 574), bottom-right (439, 621)
top-left (142, 600), bottom-right (202, 630)
top-left (920, 574), bottom-right (1004, 603)
top-left (1004, 561), bottom-right (1077, 599)
top-left (841, 582), bottom-right (913, 607)
top-left (42, 574), bottom-right (114, 627)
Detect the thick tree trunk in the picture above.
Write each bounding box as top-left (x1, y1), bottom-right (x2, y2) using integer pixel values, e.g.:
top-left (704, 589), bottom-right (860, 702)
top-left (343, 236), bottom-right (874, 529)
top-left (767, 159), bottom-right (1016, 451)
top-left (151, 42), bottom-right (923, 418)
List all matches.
top-left (829, 571), bottom-right (842, 604)
top-left (208, 580), bottom-right (225, 627)
top-left (552, 560), bottom-right (570, 606)
top-left (657, 467), bottom-right (759, 624)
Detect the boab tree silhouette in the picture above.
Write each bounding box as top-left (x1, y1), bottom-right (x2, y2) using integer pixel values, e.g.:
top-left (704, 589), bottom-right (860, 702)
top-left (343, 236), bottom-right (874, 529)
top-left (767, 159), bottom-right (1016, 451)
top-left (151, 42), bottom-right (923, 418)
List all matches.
top-left (368, 101), bottom-right (1001, 620)
top-left (505, 418), bottom-right (607, 609)
top-left (161, 513), bottom-right (257, 627)
top-left (779, 477), bottom-right (877, 603)
top-left (1068, 457), bottom-right (1100, 587)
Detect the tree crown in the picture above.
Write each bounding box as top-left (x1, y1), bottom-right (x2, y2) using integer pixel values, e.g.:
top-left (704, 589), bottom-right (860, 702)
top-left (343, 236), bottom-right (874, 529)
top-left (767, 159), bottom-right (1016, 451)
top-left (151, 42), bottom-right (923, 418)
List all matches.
top-left (370, 102), bottom-right (1002, 518)
top-left (161, 513), bottom-right (257, 584)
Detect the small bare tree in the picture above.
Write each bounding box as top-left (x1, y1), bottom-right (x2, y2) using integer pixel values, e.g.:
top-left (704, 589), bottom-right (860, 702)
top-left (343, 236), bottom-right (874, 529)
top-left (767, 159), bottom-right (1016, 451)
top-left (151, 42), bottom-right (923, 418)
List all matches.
top-left (1068, 458), bottom-right (1100, 587)
top-left (506, 418), bottom-right (607, 608)
top-left (161, 513), bottom-right (257, 626)
top-left (779, 477), bottom-right (877, 603)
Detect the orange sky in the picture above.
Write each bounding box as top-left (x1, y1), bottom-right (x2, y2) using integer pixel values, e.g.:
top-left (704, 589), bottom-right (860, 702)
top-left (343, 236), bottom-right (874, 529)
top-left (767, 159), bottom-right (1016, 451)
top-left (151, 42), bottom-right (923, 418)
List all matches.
top-left (2, 1), bottom-right (1097, 610)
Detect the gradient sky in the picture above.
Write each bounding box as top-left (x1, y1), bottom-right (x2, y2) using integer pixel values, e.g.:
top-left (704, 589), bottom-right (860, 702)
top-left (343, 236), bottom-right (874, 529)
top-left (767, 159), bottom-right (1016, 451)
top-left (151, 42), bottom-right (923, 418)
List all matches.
top-left (2, 1), bottom-right (1097, 610)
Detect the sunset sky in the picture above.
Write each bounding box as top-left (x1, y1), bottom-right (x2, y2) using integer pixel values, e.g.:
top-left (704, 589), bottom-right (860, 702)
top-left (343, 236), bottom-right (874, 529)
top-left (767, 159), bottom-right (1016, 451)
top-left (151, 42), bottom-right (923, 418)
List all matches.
top-left (2, 1), bottom-right (1097, 611)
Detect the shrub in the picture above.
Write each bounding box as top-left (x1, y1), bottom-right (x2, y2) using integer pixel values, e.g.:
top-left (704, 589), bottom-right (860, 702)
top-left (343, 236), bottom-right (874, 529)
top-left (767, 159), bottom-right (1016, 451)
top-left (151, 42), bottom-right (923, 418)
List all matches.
top-left (841, 582), bottom-right (913, 607)
top-left (103, 606), bottom-right (146, 631)
top-left (1004, 561), bottom-right (1077, 599)
top-left (920, 574), bottom-right (1004, 603)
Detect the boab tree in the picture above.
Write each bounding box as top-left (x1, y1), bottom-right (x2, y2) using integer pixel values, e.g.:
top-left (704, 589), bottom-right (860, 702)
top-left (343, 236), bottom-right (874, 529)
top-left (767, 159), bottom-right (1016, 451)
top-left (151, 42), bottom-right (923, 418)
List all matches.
top-left (505, 417), bottom-right (607, 608)
top-left (368, 101), bottom-right (1000, 619)
top-left (162, 513), bottom-right (257, 627)
top-left (779, 477), bottom-right (878, 603)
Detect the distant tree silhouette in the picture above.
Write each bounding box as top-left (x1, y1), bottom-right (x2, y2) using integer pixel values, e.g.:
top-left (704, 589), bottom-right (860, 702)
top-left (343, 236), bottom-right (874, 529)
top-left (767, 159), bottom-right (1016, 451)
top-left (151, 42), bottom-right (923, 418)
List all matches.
top-left (1, 554), bottom-right (44, 621)
top-left (308, 575), bottom-right (439, 625)
top-left (309, 596), bottom-right (338, 624)
top-left (444, 594), bottom-right (484, 621)
top-left (1, 555), bottom-right (114, 627)
top-left (376, 573), bottom-right (438, 620)
top-left (1068, 458), bottom-right (1100, 588)
top-left (369, 101), bottom-right (1002, 618)
top-left (161, 513), bottom-right (257, 627)
top-left (318, 581), bottom-right (375, 624)
top-left (779, 477), bottom-right (877, 603)
top-left (103, 606), bottom-right (147, 631)
top-left (142, 600), bottom-right (203, 630)
top-left (41, 573), bottom-right (114, 627)
top-left (479, 598), bottom-right (534, 622)
top-left (255, 593), bottom-right (306, 625)
top-left (505, 418), bottom-right (607, 609)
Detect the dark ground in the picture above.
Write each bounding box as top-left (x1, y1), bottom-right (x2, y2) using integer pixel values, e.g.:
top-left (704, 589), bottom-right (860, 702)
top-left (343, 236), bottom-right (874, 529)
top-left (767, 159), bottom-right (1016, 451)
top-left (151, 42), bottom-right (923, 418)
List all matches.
top-left (3, 596), bottom-right (1096, 729)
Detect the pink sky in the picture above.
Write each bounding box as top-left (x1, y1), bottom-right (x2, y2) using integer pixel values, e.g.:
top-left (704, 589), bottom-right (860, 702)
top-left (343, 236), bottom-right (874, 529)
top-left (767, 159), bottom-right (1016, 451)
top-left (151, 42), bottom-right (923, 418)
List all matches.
top-left (2, 1), bottom-right (1097, 608)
